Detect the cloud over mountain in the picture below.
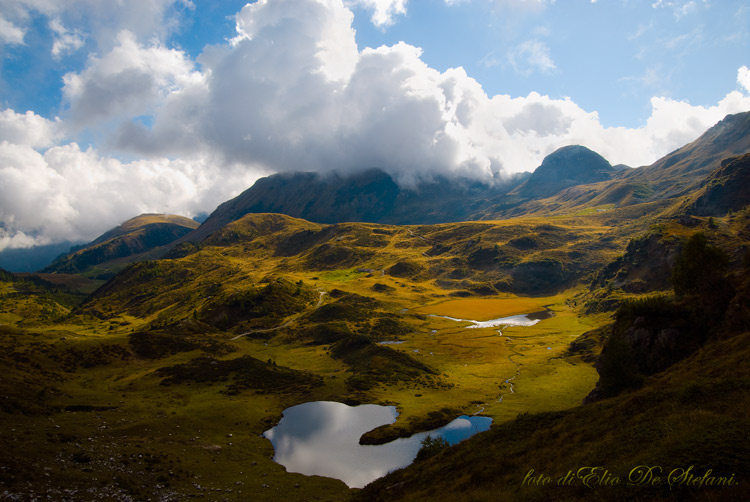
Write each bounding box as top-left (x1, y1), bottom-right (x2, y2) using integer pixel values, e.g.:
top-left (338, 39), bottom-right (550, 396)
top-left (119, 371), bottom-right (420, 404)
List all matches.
top-left (111, 0), bottom-right (750, 181)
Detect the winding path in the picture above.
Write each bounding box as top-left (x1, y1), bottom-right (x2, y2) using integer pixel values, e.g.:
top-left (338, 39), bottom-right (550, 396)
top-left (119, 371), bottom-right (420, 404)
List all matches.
top-left (229, 290), bottom-right (327, 341)
top-left (406, 228), bottom-right (434, 257)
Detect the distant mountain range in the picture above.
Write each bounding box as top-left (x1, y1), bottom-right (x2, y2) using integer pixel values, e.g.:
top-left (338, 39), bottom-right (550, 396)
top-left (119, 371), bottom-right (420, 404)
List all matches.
top-left (21, 111), bottom-right (750, 273)
top-left (184, 145), bottom-right (620, 242)
top-left (187, 111), bottom-right (750, 240)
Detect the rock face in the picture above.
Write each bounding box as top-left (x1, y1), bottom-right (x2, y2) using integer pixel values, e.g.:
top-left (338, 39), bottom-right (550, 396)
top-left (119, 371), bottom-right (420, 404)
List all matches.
top-left (621, 316), bottom-right (687, 372)
top-left (515, 145), bottom-right (615, 199)
top-left (689, 153), bottom-right (750, 216)
top-left (592, 232), bottom-right (683, 294)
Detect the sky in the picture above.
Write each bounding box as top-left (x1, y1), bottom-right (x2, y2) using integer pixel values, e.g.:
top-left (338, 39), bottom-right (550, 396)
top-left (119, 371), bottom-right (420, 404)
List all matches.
top-left (0, 0), bottom-right (749, 253)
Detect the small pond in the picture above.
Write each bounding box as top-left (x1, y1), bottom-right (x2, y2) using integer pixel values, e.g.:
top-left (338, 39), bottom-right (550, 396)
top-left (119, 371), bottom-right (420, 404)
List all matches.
top-left (263, 401), bottom-right (491, 488)
top-left (429, 310), bottom-right (553, 329)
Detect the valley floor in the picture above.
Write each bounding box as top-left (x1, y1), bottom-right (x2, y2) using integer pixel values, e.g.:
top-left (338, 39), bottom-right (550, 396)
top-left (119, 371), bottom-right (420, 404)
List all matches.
top-left (0, 285), bottom-right (602, 502)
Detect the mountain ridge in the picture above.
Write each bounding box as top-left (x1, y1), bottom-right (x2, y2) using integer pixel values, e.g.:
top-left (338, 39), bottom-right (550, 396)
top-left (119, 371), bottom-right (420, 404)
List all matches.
top-left (178, 111), bottom-right (750, 244)
top-left (43, 213), bottom-right (199, 277)
top-left (181, 168), bottom-right (530, 244)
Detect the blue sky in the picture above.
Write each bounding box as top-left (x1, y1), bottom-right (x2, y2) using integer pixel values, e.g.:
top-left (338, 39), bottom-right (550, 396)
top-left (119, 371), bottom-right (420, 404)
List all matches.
top-left (348, 0), bottom-right (749, 128)
top-left (0, 0), bottom-right (749, 251)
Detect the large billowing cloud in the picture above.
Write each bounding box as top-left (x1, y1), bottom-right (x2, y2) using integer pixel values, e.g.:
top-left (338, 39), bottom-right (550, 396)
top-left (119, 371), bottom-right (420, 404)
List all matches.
top-left (1, 0), bottom-right (749, 252)
top-left (62, 30), bottom-right (203, 128)
top-left (114, 0), bottom-right (750, 180)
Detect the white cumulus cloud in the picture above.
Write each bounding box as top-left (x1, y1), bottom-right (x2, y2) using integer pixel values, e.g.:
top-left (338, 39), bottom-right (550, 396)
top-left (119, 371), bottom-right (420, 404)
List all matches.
top-left (0, 0), bottom-right (191, 52)
top-left (0, 139), bottom-right (261, 250)
top-left (49, 17), bottom-right (85, 59)
top-left (62, 30), bottom-right (203, 128)
top-left (739, 65), bottom-right (750, 94)
top-left (348, 0), bottom-right (408, 27)
top-left (0, 109), bottom-right (61, 148)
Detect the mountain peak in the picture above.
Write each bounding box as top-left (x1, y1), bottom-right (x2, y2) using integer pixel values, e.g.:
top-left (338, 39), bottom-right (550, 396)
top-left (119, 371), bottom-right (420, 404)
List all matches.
top-left (90, 213), bottom-right (199, 247)
top-left (44, 213), bottom-right (199, 276)
top-left (515, 145), bottom-right (614, 199)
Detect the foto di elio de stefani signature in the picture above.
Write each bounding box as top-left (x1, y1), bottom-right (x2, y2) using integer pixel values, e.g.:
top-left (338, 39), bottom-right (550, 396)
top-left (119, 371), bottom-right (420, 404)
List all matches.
top-left (522, 465), bottom-right (739, 489)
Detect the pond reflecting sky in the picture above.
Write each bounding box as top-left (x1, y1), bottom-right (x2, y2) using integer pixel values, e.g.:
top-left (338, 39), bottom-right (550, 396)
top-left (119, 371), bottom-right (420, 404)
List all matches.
top-left (263, 401), bottom-right (491, 488)
top-left (429, 310), bottom-right (552, 329)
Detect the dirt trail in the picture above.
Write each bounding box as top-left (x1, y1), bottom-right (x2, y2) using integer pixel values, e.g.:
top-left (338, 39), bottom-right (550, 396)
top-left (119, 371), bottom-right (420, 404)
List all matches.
top-left (229, 291), bottom-right (327, 341)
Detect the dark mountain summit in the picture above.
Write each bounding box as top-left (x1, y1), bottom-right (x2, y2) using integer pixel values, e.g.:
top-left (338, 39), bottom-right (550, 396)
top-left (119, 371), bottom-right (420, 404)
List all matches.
top-left (514, 145), bottom-right (616, 199)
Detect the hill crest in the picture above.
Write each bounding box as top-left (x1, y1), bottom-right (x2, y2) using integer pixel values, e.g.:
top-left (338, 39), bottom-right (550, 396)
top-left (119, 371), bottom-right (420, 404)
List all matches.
top-left (43, 213), bottom-right (199, 276)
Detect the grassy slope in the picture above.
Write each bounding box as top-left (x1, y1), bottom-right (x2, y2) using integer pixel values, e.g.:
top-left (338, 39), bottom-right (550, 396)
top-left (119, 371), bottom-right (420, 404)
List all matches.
top-left (356, 208), bottom-right (750, 501)
top-left (357, 330), bottom-right (750, 502)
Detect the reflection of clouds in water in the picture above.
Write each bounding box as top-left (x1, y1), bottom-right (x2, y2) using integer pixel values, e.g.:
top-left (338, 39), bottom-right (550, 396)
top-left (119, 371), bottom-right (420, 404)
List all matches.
top-left (264, 402), bottom-right (490, 488)
top-left (266, 402), bottom-right (397, 443)
top-left (266, 402), bottom-right (333, 441)
top-left (409, 416), bottom-right (493, 445)
top-left (442, 417), bottom-right (472, 430)
top-left (428, 313), bottom-right (546, 329)
top-left (264, 401), bottom-right (401, 488)
top-left (467, 315), bottom-right (540, 329)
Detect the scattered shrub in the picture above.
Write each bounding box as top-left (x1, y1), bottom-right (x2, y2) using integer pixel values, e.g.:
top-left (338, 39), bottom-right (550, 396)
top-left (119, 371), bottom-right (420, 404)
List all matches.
top-left (415, 435), bottom-right (449, 461)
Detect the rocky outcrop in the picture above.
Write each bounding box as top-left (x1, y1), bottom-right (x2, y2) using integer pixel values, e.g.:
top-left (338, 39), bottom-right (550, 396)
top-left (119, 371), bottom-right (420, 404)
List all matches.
top-left (584, 298), bottom-right (703, 403)
top-left (689, 153), bottom-right (750, 216)
top-left (592, 232), bottom-right (682, 293)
